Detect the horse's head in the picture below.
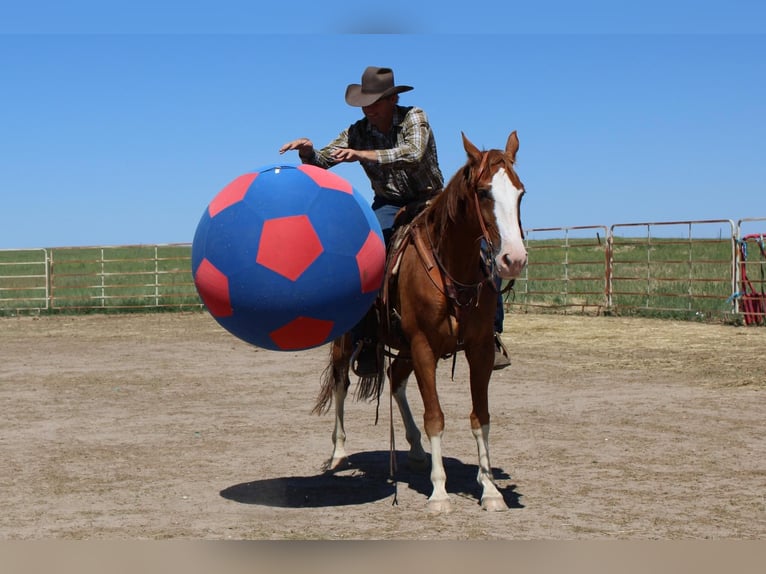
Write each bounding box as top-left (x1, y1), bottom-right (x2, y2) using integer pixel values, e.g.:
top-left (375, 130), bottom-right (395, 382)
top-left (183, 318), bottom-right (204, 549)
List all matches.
top-left (462, 131), bottom-right (528, 279)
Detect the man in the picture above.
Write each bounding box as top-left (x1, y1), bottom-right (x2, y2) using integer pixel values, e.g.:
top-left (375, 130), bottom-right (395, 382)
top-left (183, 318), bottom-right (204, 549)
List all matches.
top-left (279, 66), bottom-right (510, 373)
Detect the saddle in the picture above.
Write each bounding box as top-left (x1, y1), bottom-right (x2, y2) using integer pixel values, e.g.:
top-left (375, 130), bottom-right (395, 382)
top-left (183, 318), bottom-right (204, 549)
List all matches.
top-left (375, 201), bottom-right (430, 352)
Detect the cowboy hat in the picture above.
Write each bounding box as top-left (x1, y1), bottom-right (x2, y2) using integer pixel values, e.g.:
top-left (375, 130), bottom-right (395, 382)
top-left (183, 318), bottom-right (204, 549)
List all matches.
top-left (345, 66), bottom-right (414, 107)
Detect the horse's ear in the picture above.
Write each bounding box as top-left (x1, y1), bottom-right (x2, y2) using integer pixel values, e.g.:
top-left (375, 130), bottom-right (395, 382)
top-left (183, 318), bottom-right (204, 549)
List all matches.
top-left (462, 132), bottom-right (482, 165)
top-left (506, 131), bottom-right (519, 162)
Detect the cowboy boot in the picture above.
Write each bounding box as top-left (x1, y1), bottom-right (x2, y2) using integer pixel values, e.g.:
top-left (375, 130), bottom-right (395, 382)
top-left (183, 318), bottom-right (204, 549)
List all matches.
top-left (493, 332), bottom-right (511, 370)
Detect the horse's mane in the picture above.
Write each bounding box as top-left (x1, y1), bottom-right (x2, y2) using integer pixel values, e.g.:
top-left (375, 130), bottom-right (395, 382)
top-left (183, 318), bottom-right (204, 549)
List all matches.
top-left (426, 147), bottom-right (516, 241)
top-left (426, 160), bottom-right (475, 238)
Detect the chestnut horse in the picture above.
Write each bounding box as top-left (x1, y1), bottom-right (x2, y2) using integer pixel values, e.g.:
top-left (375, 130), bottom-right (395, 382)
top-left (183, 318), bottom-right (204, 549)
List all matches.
top-left (314, 131), bottom-right (527, 512)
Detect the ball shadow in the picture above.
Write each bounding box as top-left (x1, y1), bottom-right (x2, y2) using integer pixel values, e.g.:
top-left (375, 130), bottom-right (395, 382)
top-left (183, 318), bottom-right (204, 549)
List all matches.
top-left (220, 450), bottom-right (523, 509)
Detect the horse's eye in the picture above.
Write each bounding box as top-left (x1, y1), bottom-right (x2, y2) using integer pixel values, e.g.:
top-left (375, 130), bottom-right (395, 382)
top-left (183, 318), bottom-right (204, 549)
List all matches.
top-left (477, 188), bottom-right (491, 200)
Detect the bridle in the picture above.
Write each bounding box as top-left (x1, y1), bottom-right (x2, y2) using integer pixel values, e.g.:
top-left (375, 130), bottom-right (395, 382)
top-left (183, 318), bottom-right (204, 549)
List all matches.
top-left (421, 150), bottom-right (502, 310)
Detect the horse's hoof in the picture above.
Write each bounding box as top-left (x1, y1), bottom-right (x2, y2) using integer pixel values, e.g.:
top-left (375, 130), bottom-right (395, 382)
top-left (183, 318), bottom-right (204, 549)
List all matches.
top-left (481, 496), bottom-right (509, 512)
top-left (322, 456), bottom-right (348, 472)
top-left (426, 498), bottom-right (454, 514)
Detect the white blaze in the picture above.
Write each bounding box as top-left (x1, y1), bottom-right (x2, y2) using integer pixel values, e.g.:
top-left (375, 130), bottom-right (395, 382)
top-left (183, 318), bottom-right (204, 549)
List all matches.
top-left (491, 167), bottom-right (528, 278)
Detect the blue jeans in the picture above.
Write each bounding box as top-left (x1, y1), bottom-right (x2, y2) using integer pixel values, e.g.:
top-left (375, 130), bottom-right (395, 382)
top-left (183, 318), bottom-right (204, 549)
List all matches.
top-left (481, 239), bottom-right (505, 334)
top-left (494, 275), bottom-right (504, 333)
top-left (371, 199), bottom-right (403, 248)
top-left (350, 199), bottom-right (403, 346)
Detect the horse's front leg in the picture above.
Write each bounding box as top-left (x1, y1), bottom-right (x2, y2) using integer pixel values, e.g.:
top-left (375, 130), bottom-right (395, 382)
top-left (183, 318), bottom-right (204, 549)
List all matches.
top-left (466, 343), bottom-right (509, 511)
top-left (389, 358), bottom-right (427, 470)
top-left (471, 424), bottom-right (508, 511)
top-left (411, 339), bottom-right (452, 513)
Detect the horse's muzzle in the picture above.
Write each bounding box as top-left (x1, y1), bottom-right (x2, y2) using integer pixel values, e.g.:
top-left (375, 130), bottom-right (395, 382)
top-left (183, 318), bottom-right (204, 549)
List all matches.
top-left (495, 248), bottom-right (528, 279)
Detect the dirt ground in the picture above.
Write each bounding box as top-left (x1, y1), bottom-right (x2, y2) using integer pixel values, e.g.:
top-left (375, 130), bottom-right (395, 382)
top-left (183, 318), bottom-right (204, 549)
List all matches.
top-left (0, 311), bottom-right (763, 540)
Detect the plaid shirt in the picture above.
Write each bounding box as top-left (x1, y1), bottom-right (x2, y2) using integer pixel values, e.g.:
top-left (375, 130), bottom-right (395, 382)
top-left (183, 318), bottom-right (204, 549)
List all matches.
top-left (302, 105), bottom-right (444, 204)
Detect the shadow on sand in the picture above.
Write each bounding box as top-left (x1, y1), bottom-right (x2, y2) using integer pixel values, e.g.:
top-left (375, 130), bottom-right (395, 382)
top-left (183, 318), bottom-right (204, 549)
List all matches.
top-left (220, 450), bottom-right (522, 509)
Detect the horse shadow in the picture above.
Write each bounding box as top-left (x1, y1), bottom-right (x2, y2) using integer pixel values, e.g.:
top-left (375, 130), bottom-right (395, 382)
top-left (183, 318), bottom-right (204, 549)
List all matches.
top-left (219, 450), bottom-right (523, 509)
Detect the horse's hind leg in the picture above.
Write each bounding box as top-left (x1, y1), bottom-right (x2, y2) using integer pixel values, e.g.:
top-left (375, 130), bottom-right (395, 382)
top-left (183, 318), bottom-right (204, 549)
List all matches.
top-left (328, 377), bottom-right (350, 470)
top-left (314, 336), bottom-right (352, 471)
top-left (389, 358), bottom-right (427, 469)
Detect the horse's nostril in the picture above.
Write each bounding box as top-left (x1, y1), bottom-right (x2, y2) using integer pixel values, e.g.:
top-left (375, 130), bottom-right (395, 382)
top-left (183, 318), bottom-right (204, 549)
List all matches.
top-left (501, 252), bottom-right (527, 270)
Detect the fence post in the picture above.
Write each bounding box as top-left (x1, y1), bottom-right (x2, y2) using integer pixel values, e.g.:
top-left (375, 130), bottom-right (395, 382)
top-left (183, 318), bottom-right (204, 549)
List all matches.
top-left (49, 249), bottom-right (56, 310)
top-left (44, 249), bottom-right (51, 311)
top-left (100, 248), bottom-right (106, 307)
top-left (154, 245), bottom-right (160, 307)
top-left (605, 229), bottom-right (613, 311)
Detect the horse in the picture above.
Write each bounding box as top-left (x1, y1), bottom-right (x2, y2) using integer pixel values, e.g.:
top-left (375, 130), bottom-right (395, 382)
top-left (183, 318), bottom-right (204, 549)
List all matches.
top-left (313, 131), bottom-right (528, 512)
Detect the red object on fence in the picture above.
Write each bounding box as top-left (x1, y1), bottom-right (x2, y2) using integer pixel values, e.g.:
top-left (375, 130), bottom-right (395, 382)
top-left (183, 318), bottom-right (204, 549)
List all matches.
top-left (738, 233), bottom-right (766, 325)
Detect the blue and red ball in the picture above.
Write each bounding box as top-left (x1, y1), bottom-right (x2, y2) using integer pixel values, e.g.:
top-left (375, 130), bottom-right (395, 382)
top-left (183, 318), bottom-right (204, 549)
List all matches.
top-left (192, 164), bottom-right (385, 351)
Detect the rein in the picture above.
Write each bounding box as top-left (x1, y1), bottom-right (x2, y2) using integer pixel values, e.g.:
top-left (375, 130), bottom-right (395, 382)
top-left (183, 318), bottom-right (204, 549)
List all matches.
top-left (422, 216), bottom-right (495, 310)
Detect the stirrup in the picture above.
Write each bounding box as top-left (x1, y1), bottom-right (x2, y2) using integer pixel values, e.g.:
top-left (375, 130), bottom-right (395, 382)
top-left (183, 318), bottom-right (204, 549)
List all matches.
top-left (352, 340), bottom-right (378, 377)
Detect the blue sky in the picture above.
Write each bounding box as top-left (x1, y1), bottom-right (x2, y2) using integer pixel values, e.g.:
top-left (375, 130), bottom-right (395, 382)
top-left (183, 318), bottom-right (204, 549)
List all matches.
top-left (1, 2), bottom-right (764, 249)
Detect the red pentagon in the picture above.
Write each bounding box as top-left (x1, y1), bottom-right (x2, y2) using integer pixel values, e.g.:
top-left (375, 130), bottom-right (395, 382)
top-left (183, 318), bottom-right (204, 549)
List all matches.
top-left (270, 316), bottom-right (335, 350)
top-left (194, 258), bottom-right (233, 317)
top-left (208, 172), bottom-right (258, 217)
top-left (298, 164), bottom-right (353, 194)
top-left (355, 231), bottom-right (386, 293)
top-left (256, 215), bottom-right (323, 280)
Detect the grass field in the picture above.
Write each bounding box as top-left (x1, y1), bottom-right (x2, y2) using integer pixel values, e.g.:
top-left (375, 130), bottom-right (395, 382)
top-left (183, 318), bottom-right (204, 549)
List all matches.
top-left (1, 236), bottom-right (764, 324)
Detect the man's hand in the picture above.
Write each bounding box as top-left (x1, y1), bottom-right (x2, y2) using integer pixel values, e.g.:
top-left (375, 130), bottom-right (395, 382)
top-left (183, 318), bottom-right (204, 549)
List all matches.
top-left (331, 148), bottom-right (377, 163)
top-left (279, 138), bottom-right (314, 157)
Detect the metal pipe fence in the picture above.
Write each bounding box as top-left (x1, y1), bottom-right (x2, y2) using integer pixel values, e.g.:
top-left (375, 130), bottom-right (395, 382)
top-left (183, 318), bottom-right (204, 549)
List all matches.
top-left (0, 248), bottom-right (49, 311)
top-left (2, 218), bottom-right (765, 323)
top-left (606, 219), bottom-right (736, 319)
top-left (507, 218), bottom-right (765, 323)
top-left (512, 225), bottom-right (610, 315)
top-left (1, 244), bottom-right (201, 314)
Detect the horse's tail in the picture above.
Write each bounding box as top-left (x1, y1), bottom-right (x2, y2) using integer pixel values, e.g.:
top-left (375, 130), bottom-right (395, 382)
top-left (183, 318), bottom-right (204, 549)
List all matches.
top-left (311, 336), bottom-right (386, 416)
top-left (312, 334), bottom-right (358, 415)
top-left (311, 359), bottom-right (335, 415)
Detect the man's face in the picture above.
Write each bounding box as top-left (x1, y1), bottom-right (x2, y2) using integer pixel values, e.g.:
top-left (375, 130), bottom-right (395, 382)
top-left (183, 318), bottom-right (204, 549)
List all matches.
top-left (362, 96), bottom-right (395, 131)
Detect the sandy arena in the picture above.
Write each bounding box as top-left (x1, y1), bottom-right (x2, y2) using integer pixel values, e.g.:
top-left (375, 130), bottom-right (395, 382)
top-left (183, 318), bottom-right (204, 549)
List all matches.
top-left (0, 311), bottom-right (763, 539)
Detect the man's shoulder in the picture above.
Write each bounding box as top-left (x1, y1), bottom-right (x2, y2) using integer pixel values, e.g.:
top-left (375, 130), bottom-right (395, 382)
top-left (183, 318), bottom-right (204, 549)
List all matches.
top-left (396, 105), bottom-right (429, 124)
top-left (397, 104), bottom-right (423, 115)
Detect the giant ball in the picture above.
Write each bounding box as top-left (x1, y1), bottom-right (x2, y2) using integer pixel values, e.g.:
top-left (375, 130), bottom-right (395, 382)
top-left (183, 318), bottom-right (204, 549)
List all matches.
top-left (191, 164), bottom-right (385, 351)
